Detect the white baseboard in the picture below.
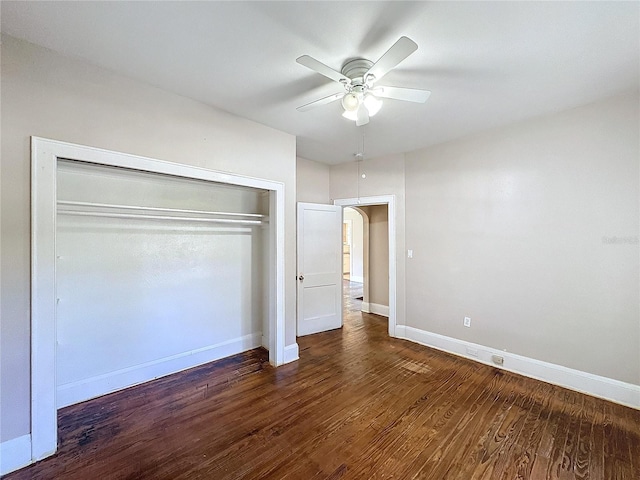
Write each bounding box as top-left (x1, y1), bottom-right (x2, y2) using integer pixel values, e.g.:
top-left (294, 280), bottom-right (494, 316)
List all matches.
top-left (0, 434), bottom-right (32, 475)
top-left (284, 343), bottom-right (299, 363)
top-left (57, 332), bottom-right (262, 408)
top-left (395, 325), bottom-right (640, 409)
top-left (362, 302), bottom-right (389, 318)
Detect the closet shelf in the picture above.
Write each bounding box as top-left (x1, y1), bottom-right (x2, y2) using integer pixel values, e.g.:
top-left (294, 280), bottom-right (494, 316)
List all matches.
top-left (57, 200), bottom-right (267, 225)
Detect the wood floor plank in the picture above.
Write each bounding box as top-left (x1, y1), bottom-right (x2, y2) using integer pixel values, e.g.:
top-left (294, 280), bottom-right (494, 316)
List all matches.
top-left (588, 394), bottom-right (606, 480)
top-left (5, 281), bottom-right (639, 480)
top-left (406, 370), bottom-right (511, 479)
top-left (436, 372), bottom-right (522, 479)
top-left (544, 388), bottom-right (577, 480)
top-left (471, 374), bottom-right (544, 479)
top-left (380, 368), bottom-right (504, 478)
top-left (468, 377), bottom-right (529, 478)
top-left (516, 380), bottom-right (557, 479)
top-left (623, 403), bottom-right (640, 478)
top-left (555, 392), bottom-right (584, 480)
top-left (574, 395), bottom-right (597, 480)
top-left (302, 362), bottom-right (463, 479)
top-left (602, 399), bottom-right (617, 480)
top-left (313, 366), bottom-right (452, 474)
top-left (496, 378), bottom-right (554, 480)
top-left (237, 358), bottom-right (417, 479)
top-left (609, 402), bottom-right (635, 480)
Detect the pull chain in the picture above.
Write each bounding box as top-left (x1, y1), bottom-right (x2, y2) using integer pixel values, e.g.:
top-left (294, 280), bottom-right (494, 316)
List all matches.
top-left (354, 125), bottom-right (367, 201)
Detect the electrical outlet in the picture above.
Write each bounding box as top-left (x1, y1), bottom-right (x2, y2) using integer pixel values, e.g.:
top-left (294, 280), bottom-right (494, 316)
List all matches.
top-left (463, 316), bottom-right (471, 327)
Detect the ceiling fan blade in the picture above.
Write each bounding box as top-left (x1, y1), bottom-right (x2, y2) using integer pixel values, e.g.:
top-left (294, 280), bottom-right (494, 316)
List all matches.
top-left (296, 55), bottom-right (351, 85)
top-left (366, 36), bottom-right (418, 83)
top-left (296, 92), bottom-right (344, 112)
top-left (372, 86), bottom-right (431, 103)
top-left (356, 104), bottom-right (369, 126)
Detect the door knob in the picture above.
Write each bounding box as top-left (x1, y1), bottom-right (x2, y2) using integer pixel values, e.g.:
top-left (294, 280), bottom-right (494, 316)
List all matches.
top-left (298, 274), bottom-right (304, 281)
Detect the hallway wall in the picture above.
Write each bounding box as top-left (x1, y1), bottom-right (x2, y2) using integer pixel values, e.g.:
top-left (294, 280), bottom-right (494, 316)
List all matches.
top-left (366, 205), bottom-right (389, 307)
top-left (343, 207), bottom-right (364, 282)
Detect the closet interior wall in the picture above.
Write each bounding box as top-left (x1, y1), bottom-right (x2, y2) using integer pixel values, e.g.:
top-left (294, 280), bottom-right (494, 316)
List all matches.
top-left (55, 160), bottom-right (269, 407)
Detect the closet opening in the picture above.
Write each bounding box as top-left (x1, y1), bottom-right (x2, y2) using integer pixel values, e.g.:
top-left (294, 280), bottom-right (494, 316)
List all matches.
top-left (31, 137), bottom-right (285, 461)
top-left (55, 160), bottom-right (271, 408)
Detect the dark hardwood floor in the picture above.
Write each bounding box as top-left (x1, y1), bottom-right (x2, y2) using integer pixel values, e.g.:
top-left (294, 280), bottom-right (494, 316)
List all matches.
top-left (5, 281), bottom-right (639, 479)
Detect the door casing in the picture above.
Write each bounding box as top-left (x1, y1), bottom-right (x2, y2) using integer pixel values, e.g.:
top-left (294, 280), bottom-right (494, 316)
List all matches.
top-left (334, 195), bottom-right (397, 337)
top-left (30, 136), bottom-right (286, 461)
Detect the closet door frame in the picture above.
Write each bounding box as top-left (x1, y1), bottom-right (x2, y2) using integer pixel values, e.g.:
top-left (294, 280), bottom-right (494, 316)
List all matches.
top-left (30, 136), bottom-right (286, 462)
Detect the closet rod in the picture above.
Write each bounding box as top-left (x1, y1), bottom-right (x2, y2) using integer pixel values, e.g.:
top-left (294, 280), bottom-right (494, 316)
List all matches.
top-left (57, 200), bottom-right (265, 218)
top-left (58, 210), bottom-right (264, 225)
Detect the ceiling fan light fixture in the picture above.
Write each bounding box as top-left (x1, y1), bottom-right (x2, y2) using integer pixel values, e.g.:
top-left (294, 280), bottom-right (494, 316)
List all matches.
top-left (363, 93), bottom-right (383, 116)
top-left (341, 92), bottom-right (360, 112)
top-left (297, 36), bottom-right (428, 127)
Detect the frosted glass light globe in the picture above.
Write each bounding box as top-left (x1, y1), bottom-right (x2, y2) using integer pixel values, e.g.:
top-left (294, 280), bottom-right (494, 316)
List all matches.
top-left (341, 93), bottom-right (360, 112)
top-left (363, 94), bottom-right (383, 116)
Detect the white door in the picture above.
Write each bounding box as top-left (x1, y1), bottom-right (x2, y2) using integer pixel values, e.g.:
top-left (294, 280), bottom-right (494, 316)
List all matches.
top-left (297, 202), bottom-right (343, 336)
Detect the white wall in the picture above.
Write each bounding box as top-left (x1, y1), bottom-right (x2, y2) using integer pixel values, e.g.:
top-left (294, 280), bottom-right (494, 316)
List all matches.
top-left (296, 156), bottom-right (330, 204)
top-left (55, 161), bottom-right (267, 407)
top-left (0, 35), bottom-right (297, 443)
top-left (404, 91), bottom-right (639, 385)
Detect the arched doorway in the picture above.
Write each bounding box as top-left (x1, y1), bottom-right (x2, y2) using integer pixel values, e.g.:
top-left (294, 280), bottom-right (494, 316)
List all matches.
top-left (342, 203), bottom-right (391, 321)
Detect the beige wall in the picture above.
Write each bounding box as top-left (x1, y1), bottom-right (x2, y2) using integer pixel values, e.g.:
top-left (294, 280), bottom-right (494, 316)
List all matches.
top-left (405, 91), bottom-right (639, 385)
top-left (0, 35), bottom-right (297, 442)
top-left (367, 205), bottom-right (389, 306)
top-left (296, 156), bottom-right (330, 204)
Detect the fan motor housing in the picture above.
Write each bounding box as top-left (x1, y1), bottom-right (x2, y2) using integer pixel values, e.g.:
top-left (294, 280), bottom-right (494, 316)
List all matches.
top-left (341, 59), bottom-right (374, 86)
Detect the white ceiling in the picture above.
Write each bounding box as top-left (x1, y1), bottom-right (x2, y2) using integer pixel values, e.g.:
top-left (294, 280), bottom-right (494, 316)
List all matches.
top-left (2, 1), bottom-right (638, 165)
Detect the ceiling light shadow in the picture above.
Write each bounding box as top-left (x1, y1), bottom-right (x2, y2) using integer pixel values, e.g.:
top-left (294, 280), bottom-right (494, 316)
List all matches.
top-left (357, 2), bottom-right (427, 53)
top-left (247, 76), bottom-right (341, 108)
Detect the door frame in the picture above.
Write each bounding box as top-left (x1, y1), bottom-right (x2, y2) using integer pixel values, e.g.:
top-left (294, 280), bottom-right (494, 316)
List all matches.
top-left (30, 136), bottom-right (286, 461)
top-left (334, 195), bottom-right (396, 337)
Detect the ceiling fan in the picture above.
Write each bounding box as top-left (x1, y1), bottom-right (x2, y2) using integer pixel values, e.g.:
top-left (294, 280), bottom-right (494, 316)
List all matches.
top-left (296, 36), bottom-right (431, 126)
